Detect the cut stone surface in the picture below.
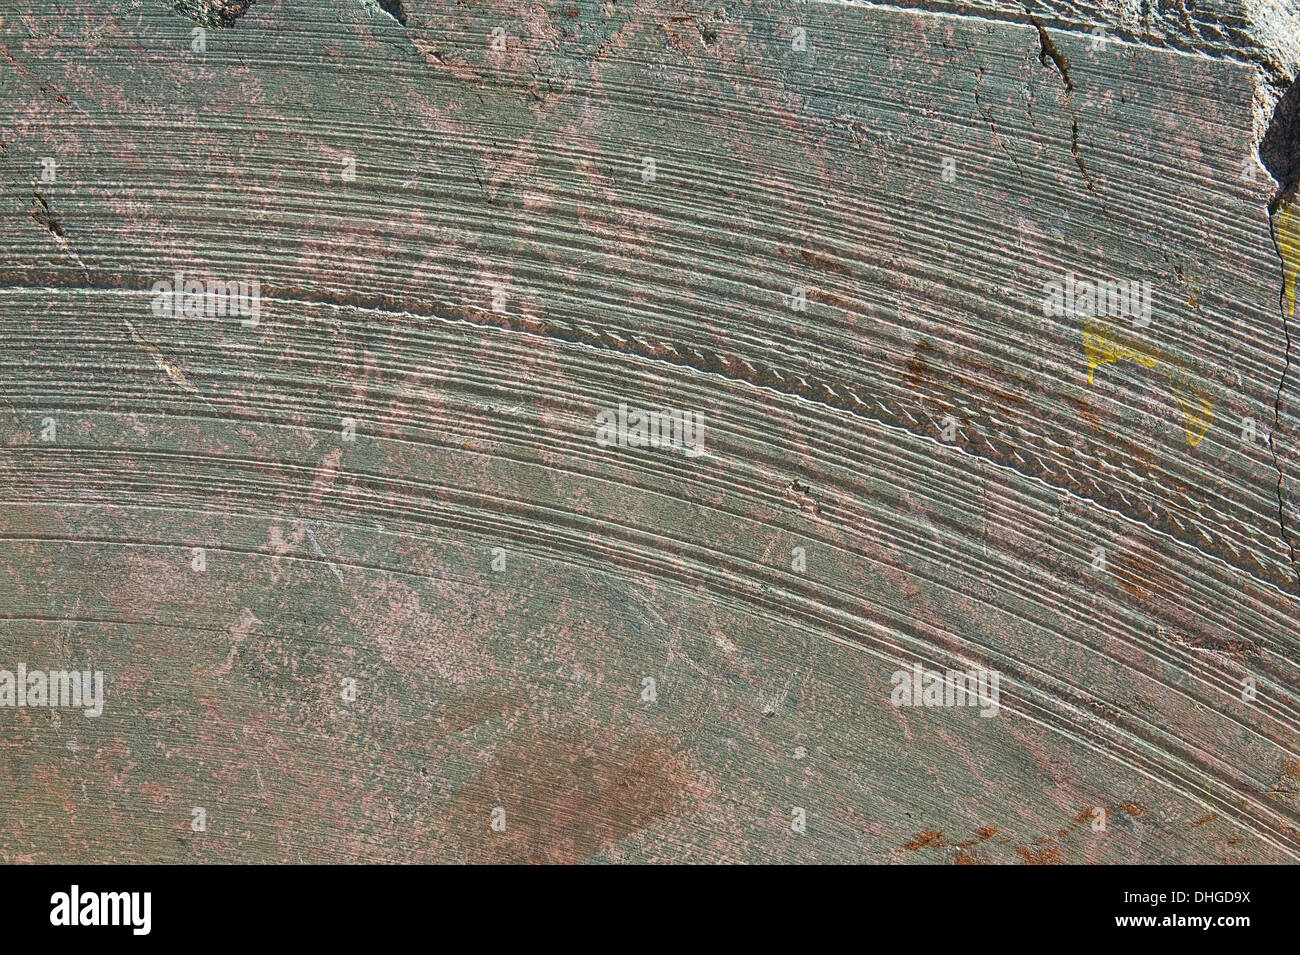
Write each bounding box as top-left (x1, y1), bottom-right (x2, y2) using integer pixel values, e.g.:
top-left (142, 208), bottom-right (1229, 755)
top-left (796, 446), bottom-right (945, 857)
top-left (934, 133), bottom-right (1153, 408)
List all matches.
top-left (0, 0), bottom-right (1297, 862)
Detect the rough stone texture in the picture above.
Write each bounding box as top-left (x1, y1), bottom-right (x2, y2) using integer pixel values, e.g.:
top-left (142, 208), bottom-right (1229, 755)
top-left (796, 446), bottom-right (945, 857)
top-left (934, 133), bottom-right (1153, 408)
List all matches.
top-left (0, 0), bottom-right (1297, 863)
top-left (847, 0), bottom-right (1300, 144)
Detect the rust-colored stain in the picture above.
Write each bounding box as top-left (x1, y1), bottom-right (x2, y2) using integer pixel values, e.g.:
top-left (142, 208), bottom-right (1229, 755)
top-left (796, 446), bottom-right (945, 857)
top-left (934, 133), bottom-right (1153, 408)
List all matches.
top-left (1016, 845), bottom-right (1064, 865)
top-left (448, 731), bottom-right (690, 863)
top-left (431, 689), bottom-right (527, 740)
top-left (798, 247), bottom-right (854, 276)
top-left (905, 829), bottom-right (950, 851)
top-left (904, 340), bottom-right (933, 392)
top-left (1114, 550), bottom-right (1160, 604)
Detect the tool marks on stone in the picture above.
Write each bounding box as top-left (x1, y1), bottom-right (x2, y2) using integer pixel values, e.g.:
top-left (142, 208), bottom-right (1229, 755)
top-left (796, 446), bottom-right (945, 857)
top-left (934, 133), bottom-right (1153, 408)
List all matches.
top-left (2, 0), bottom-right (1299, 864)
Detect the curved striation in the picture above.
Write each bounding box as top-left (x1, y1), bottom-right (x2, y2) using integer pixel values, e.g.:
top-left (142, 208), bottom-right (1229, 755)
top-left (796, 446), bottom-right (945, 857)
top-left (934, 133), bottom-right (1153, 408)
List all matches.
top-left (0, 0), bottom-right (1297, 863)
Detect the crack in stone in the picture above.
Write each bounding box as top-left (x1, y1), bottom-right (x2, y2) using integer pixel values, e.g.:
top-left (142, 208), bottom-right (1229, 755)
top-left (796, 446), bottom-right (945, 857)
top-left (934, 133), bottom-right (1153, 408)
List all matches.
top-left (974, 66), bottom-right (1027, 180)
top-left (28, 193), bottom-right (90, 279)
top-left (1021, 5), bottom-right (1099, 195)
top-left (1070, 117), bottom-right (1098, 194)
top-left (1261, 76), bottom-right (1300, 593)
top-left (1264, 257), bottom-right (1299, 594)
top-left (1266, 206), bottom-right (1298, 593)
top-left (1028, 13), bottom-right (1074, 91)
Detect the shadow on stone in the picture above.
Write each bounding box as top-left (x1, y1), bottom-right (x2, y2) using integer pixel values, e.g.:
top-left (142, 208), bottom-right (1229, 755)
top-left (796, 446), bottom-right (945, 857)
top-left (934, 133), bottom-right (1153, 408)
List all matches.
top-left (1262, 75), bottom-right (1300, 211)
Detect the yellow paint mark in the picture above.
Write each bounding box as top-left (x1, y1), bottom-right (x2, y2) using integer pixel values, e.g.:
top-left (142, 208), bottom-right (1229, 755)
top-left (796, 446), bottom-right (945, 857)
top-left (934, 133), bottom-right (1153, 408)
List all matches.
top-left (1083, 322), bottom-right (1159, 385)
top-left (1275, 199), bottom-right (1299, 318)
top-left (1170, 382), bottom-right (1214, 447)
top-left (1081, 319), bottom-right (1214, 447)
